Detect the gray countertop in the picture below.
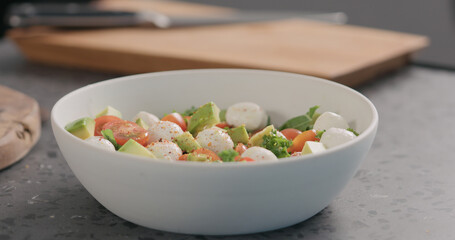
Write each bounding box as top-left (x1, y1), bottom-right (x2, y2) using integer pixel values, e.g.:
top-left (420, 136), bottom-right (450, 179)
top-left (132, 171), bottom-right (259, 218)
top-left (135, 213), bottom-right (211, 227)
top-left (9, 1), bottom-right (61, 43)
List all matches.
top-left (1, 38), bottom-right (454, 240)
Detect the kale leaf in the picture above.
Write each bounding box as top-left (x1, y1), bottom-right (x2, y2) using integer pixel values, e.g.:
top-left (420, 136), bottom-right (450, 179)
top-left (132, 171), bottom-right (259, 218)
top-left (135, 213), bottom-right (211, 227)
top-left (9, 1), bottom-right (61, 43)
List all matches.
top-left (261, 130), bottom-right (292, 158)
top-left (218, 149), bottom-right (239, 162)
top-left (279, 105), bottom-right (319, 131)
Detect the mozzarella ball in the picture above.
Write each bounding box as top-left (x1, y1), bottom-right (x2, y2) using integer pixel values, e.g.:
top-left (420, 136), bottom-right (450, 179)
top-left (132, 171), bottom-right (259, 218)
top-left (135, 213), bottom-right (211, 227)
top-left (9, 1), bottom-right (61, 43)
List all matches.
top-left (313, 112), bottom-right (349, 131)
top-left (320, 127), bottom-right (356, 149)
top-left (147, 140), bottom-right (182, 161)
top-left (241, 147), bottom-right (277, 161)
top-left (85, 136), bottom-right (115, 151)
top-left (148, 121), bottom-right (183, 143)
top-left (226, 102), bottom-right (267, 131)
top-left (133, 111), bottom-right (160, 127)
top-left (196, 127), bottom-right (234, 154)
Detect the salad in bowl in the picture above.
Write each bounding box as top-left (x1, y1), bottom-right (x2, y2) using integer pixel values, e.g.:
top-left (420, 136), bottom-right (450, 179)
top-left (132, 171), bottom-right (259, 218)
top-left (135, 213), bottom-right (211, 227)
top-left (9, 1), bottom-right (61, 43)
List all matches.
top-left (65, 101), bottom-right (359, 163)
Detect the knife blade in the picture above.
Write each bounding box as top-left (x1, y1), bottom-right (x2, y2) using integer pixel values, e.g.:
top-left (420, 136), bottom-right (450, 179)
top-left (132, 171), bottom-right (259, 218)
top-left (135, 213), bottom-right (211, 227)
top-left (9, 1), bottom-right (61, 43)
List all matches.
top-left (7, 2), bottom-right (347, 29)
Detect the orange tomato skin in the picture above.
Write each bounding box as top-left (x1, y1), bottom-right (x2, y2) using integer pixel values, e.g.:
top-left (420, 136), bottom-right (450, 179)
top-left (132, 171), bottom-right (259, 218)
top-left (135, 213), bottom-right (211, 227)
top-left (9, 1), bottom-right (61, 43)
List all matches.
top-left (179, 154), bottom-right (189, 161)
top-left (234, 155), bottom-right (254, 162)
top-left (102, 120), bottom-right (149, 146)
top-left (287, 130), bottom-right (317, 153)
top-left (235, 143), bottom-right (247, 155)
top-left (238, 157), bottom-right (254, 162)
top-left (280, 128), bottom-right (302, 140)
top-left (192, 148), bottom-right (221, 161)
top-left (216, 122), bottom-right (230, 129)
top-left (94, 115), bottom-right (122, 136)
top-left (162, 113), bottom-right (187, 131)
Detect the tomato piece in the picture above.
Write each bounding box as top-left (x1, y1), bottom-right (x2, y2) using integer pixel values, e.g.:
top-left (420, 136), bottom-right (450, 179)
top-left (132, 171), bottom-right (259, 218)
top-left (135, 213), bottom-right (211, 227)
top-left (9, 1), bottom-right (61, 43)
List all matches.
top-left (234, 156), bottom-right (254, 162)
top-left (216, 122), bottom-right (230, 129)
top-left (287, 130), bottom-right (317, 153)
top-left (280, 128), bottom-right (302, 140)
top-left (94, 115), bottom-right (122, 136)
top-left (238, 157), bottom-right (254, 162)
top-left (193, 148), bottom-right (221, 161)
top-left (179, 154), bottom-right (189, 161)
top-left (162, 113), bottom-right (186, 131)
top-left (235, 143), bottom-right (247, 155)
top-left (102, 120), bottom-right (149, 146)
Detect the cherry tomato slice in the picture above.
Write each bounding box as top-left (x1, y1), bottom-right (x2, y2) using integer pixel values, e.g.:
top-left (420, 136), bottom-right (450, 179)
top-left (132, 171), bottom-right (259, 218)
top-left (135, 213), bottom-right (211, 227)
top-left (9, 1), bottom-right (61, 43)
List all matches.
top-left (102, 120), bottom-right (149, 146)
top-left (235, 143), bottom-right (247, 155)
top-left (162, 113), bottom-right (187, 131)
top-left (193, 148), bottom-right (220, 161)
top-left (234, 156), bottom-right (254, 162)
top-left (280, 128), bottom-right (302, 140)
top-left (216, 122), bottom-right (230, 129)
top-left (287, 130), bottom-right (317, 153)
top-left (94, 115), bottom-right (122, 136)
top-left (179, 154), bottom-right (189, 161)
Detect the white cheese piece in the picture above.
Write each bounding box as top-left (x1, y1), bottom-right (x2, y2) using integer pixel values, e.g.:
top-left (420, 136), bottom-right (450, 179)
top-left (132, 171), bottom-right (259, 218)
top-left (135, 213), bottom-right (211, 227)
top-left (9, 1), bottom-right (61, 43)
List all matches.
top-left (225, 102), bottom-right (267, 131)
top-left (148, 121), bottom-right (183, 143)
top-left (196, 127), bottom-right (234, 154)
top-left (241, 147), bottom-right (278, 161)
top-left (313, 112), bottom-right (349, 131)
top-left (320, 127), bottom-right (356, 149)
top-left (133, 111), bottom-right (160, 127)
top-left (85, 136), bottom-right (115, 151)
top-left (302, 141), bottom-right (326, 154)
top-left (147, 140), bottom-right (182, 160)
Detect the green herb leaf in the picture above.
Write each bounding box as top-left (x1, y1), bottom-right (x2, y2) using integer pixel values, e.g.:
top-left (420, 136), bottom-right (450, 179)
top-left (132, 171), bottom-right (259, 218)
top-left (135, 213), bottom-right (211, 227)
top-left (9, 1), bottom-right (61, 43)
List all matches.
top-left (279, 105), bottom-right (320, 131)
top-left (261, 130), bottom-right (292, 158)
top-left (101, 129), bottom-right (121, 150)
top-left (181, 106), bottom-right (198, 117)
top-left (315, 130), bottom-right (325, 140)
top-left (218, 149), bottom-right (239, 162)
top-left (347, 128), bottom-right (359, 136)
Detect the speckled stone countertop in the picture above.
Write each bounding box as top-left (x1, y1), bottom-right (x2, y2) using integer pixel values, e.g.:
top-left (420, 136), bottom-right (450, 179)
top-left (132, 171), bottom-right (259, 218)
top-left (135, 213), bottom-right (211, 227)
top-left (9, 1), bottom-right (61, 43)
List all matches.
top-left (1, 38), bottom-right (454, 240)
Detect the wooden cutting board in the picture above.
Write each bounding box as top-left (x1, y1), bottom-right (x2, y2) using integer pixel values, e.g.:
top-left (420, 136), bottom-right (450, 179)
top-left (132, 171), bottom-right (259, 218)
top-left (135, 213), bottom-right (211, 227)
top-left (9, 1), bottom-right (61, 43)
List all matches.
top-left (8, 0), bottom-right (428, 86)
top-left (0, 85), bottom-right (41, 170)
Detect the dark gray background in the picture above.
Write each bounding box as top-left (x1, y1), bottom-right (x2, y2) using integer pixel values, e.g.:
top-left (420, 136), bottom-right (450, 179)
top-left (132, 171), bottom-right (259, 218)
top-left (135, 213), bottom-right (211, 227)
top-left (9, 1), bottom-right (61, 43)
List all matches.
top-left (186, 0), bottom-right (455, 69)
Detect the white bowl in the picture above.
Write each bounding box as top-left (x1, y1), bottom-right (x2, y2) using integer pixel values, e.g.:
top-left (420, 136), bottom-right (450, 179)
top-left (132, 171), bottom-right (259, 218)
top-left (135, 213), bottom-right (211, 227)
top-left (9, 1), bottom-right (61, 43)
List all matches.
top-left (51, 69), bottom-right (378, 235)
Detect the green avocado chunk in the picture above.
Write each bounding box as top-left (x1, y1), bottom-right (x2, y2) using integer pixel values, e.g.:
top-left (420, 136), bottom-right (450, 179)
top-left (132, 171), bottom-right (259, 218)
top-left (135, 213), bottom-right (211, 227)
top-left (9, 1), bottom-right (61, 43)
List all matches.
top-left (118, 139), bottom-right (156, 158)
top-left (65, 117), bottom-right (95, 140)
top-left (219, 109), bottom-right (227, 122)
top-left (173, 132), bottom-right (201, 153)
top-left (187, 102), bottom-right (220, 135)
top-left (95, 106), bottom-right (122, 118)
top-left (248, 125), bottom-right (276, 147)
top-left (135, 118), bottom-right (149, 130)
top-left (227, 125), bottom-right (249, 145)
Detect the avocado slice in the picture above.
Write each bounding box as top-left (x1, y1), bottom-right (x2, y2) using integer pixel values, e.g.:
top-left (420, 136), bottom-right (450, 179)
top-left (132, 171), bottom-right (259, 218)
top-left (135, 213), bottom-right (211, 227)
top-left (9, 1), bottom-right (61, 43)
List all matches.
top-left (219, 109), bottom-right (227, 122)
top-left (135, 118), bottom-right (149, 130)
top-left (248, 125), bottom-right (276, 147)
top-left (118, 139), bottom-right (156, 158)
top-left (95, 106), bottom-right (122, 118)
top-left (227, 125), bottom-right (249, 145)
top-left (173, 132), bottom-right (201, 153)
top-left (65, 117), bottom-right (95, 140)
top-left (187, 102), bottom-right (220, 135)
